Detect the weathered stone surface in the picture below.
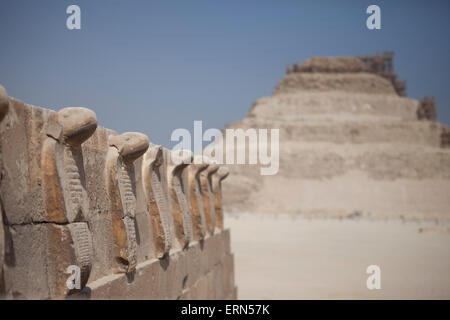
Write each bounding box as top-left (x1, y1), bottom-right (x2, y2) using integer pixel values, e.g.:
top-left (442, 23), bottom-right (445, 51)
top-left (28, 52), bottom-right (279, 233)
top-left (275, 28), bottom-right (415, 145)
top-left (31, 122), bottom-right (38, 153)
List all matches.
top-left (184, 241), bottom-right (204, 288)
top-left (42, 108), bottom-right (97, 223)
top-left (80, 126), bottom-right (115, 282)
top-left (274, 72), bottom-right (397, 95)
top-left (199, 157), bottom-right (219, 236)
top-left (133, 156), bottom-right (155, 264)
top-left (85, 230), bottom-right (235, 300)
top-left (221, 253), bottom-right (235, 299)
top-left (67, 222), bottom-right (93, 288)
top-left (0, 201), bottom-right (4, 289)
top-left (167, 150), bottom-right (194, 249)
top-left (184, 253), bottom-right (235, 300)
top-left (106, 132), bottom-right (149, 274)
top-left (46, 223), bottom-right (80, 298)
top-left (0, 99), bottom-right (43, 224)
top-left (1, 222), bottom-right (96, 299)
top-left (188, 155), bottom-right (209, 241)
top-left (142, 144), bottom-right (172, 258)
top-left (296, 56), bottom-right (370, 73)
top-left (212, 167), bottom-right (229, 231)
top-left (0, 85), bottom-right (7, 286)
top-left (0, 85), bottom-right (9, 122)
top-left (2, 224), bottom-right (50, 299)
top-left (39, 107), bottom-right (97, 296)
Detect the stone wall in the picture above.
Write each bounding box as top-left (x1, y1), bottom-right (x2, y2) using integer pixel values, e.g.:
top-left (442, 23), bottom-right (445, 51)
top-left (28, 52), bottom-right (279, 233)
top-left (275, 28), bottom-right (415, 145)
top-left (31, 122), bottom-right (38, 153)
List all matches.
top-left (0, 85), bottom-right (236, 300)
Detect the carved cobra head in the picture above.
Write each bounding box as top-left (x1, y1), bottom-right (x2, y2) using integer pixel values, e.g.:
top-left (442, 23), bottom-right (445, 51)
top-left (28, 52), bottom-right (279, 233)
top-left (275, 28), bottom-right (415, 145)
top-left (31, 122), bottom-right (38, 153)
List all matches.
top-left (191, 155), bottom-right (209, 173)
top-left (203, 156), bottom-right (220, 177)
top-left (216, 166), bottom-right (230, 181)
top-left (147, 144), bottom-right (164, 167)
top-left (109, 132), bottom-right (149, 164)
top-left (0, 85), bottom-right (10, 122)
top-left (57, 107), bottom-right (97, 146)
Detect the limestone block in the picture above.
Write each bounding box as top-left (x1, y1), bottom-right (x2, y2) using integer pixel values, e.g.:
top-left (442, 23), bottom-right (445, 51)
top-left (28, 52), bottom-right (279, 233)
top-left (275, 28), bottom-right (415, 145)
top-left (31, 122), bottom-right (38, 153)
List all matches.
top-left (87, 273), bottom-right (128, 300)
top-left (0, 98), bottom-right (45, 224)
top-left (134, 210), bottom-right (152, 263)
top-left (212, 167), bottom-right (229, 231)
top-left (205, 268), bottom-right (219, 299)
top-left (188, 155), bottom-right (209, 241)
top-left (200, 253), bottom-right (235, 300)
top-left (133, 156), bottom-right (154, 263)
top-left (126, 259), bottom-right (166, 299)
top-left (184, 241), bottom-right (204, 288)
top-left (199, 157), bottom-right (219, 236)
top-left (166, 150), bottom-right (194, 249)
top-left (80, 126), bottom-right (115, 281)
top-left (106, 132), bottom-right (149, 274)
top-left (191, 274), bottom-right (210, 300)
top-left (40, 107), bottom-right (97, 297)
top-left (2, 224), bottom-right (50, 299)
top-left (200, 231), bottom-right (223, 274)
top-left (221, 253), bottom-right (236, 299)
top-left (165, 249), bottom-right (188, 299)
top-left (222, 229), bottom-right (232, 255)
top-left (142, 144), bottom-right (172, 258)
top-left (46, 223), bottom-right (86, 298)
top-left (212, 261), bottom-right (224, 299)
top-left (82, 231), bottom-right (234, 299)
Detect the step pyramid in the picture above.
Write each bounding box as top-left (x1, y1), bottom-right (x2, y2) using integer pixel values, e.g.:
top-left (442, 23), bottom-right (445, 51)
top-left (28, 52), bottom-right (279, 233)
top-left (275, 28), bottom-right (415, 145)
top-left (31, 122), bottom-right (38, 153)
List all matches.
top-left (222, 54), bottom-right (450, 220)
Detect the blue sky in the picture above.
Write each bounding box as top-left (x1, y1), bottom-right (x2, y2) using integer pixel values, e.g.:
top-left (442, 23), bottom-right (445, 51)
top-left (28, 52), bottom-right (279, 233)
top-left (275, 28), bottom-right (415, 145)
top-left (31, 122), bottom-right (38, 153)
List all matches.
top-left (1, 0), bottom-right (449, 147)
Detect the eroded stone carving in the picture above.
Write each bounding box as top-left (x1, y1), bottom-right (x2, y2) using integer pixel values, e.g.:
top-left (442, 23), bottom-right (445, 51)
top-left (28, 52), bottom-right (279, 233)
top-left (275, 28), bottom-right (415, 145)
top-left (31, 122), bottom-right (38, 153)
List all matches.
top-left (142, 144), bottom-right (172, 258)
top-left (212, 167), bottom-right (229, 231)
top-left (106, 132), bottom-right (149, 273)
top-left (188, 155), bottom-right (209, 241)
top-left (199, 156), bottom-right (219, 236)
top-left (41, 107), bottom-right (97, 296)
top-left (167, 150), bottom-right (193, 249)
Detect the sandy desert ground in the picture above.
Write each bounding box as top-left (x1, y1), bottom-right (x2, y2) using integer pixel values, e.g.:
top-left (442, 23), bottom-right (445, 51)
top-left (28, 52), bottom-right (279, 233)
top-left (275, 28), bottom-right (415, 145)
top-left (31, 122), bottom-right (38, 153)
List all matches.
top-left (225, 213), bottom-right (450, 299)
